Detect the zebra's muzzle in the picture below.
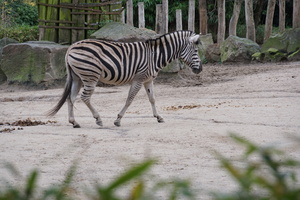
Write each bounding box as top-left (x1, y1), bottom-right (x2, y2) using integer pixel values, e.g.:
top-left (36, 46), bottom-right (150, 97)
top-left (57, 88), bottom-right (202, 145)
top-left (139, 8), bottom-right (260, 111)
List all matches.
top-left (192, 62), bottom-right (202, 74)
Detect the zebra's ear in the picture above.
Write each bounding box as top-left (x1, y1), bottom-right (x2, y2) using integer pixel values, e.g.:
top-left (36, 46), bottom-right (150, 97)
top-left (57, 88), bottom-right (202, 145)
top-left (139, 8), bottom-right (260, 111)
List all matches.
top-left (189, 34), bottom-right (200, 44)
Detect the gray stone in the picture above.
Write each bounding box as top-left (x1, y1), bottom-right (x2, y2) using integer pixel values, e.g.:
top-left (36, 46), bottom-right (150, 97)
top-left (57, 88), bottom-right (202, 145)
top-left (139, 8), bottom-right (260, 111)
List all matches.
top-left (260, 28), bottom-right (300, 61)
top-left (205, 44), bottom-right (221, 63)
top-left (220, 36), bottom-right (261, 63)
top-left (0, 41), bottom-right (68, 84)
top-left (90, 22), bottom-right (159, 42)
top-left (0, 38), bottom-right (18, 84)
top-left (198, 34), bottom-right (214, 62)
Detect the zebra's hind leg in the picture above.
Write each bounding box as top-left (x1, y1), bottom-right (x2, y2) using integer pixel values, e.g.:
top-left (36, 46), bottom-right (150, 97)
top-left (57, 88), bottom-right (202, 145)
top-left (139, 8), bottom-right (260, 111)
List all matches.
top-left (81, 83), bottom-right (103, 127)
top-left (114, 81), bottom-right (143, 127)
top-left (68, 73), bottom-right (82, 128)
top-left (144, 80), bottom-right (164, 123)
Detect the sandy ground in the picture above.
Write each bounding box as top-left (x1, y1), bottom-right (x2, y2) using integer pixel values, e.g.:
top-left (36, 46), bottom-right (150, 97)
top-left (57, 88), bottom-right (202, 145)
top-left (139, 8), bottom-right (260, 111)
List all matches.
top-left (0, 61), bottom-right (300, 199)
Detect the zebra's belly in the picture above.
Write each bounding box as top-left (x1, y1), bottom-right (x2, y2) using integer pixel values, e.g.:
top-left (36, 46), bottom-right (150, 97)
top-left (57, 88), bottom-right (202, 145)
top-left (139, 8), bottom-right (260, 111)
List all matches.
top-left (98, 76), bottom-right (134, 86)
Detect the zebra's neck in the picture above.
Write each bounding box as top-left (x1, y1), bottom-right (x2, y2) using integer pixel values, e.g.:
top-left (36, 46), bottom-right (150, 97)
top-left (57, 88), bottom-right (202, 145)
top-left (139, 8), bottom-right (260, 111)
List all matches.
top-left (148, 31), bottom-right (192, 72)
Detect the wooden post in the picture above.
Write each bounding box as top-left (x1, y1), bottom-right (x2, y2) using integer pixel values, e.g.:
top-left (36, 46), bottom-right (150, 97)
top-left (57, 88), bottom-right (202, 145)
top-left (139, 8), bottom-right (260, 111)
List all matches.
top-left (264, 0), bottom-right (276, 42)
top-left (229, 0), bottom-right (242, 36)
top-left (59, 0), bottom-right (71, 44)
top-left (45, 0), bottom-right (59, 42)
top-left (162, 0), bottom-right (168, 33)
top-left (126, 0), bottom-right (133, 26)
top-left (138, 2), bottom-right (145, 28)
top-left (121, 10), bottom-right (125, 24)
top-left (217, 0), bottom-right (225, 44)
top-left (72, 0), bottom-right (85, 43)
top-left (156, 4), bottom-right (163, 34)
top-left (38, 0), bottom-right (46, 41)
top-left (199, 0), bottom-right (208, 35)
top-left (279, 0), bottom-right (285, 32)
top-left (245, 0), bottom-right (256, 42)
top-left (176, 9), bottom-right (182, 30)
top-left (188, 0), bottom-right (195, 32)
top-left (293, 0), bottom-right (300, 28)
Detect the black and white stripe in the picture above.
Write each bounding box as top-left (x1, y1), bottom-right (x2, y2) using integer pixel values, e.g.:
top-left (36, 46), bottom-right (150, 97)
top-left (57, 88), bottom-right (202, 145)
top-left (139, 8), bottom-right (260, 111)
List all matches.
top-left (48, 30), bottom-right (202, 128)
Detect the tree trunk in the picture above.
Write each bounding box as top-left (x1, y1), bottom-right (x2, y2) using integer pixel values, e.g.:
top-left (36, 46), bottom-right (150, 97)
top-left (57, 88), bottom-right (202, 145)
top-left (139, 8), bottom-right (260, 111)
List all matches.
top-left (279, 0), bottom-right (285, 32)
top-left (188, 0), bottom-right (195, 32)
top-left (245, 0), bottom-right (256, 42)
top-left (126, 0), bottom-right (133, 26)
top-left (229, 0), bottom-right (242, 36)
top-left (293, 0), bottom-right (300, 28)
top-left (264, 0), bottom-right (276, 42)
top-left (217, 0), bottom-right (225, 44)
top-left (199, 0), bottom-right (208, 35)
top-left (254, 0), bottom-right (264, 27)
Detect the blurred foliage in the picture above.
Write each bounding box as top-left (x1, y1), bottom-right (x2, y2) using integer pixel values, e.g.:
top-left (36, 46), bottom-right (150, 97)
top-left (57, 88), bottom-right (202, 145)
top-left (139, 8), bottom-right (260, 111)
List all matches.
top-left (0, 25), bottom-right (39, 42)
top-left (0, 134), bottom-right (299, 200)
top-left (0, 0), bottom-right (38, 27)
top-left (213, 133), bottom-right (300, 200)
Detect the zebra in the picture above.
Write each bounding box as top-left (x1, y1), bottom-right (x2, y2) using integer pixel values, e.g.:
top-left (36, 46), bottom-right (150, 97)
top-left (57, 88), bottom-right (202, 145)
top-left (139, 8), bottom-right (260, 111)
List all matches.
top-left (47, 30), bottom-right (202, 128)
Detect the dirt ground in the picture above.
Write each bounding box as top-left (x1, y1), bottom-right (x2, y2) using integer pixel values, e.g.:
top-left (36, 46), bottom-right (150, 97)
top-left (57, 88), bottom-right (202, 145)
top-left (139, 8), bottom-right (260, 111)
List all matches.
top-left (0, 61), bottom-right (300, 199)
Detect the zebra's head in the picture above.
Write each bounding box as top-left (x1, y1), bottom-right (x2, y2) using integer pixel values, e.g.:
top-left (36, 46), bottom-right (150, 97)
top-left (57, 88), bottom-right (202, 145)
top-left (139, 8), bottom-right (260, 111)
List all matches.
top-left (179, 34), bottom-right (202, 74)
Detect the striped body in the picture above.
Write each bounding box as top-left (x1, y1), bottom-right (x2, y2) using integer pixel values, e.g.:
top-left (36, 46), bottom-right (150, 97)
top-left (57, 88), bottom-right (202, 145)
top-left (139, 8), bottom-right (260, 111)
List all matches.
top-left (48, 30), bottom-right (202, 128)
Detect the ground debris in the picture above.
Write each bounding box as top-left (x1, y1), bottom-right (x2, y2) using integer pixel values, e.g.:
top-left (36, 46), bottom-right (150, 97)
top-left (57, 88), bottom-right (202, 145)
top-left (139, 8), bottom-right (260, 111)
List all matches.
top-left (0, 118), bottom-right (57, 127)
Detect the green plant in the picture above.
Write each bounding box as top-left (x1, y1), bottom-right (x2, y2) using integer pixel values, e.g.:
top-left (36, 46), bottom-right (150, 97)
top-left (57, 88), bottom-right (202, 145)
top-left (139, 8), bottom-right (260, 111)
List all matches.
top-left (0, 25), bottom-right (38, 42)
top-left (213, 134), bottom-right (300, 200)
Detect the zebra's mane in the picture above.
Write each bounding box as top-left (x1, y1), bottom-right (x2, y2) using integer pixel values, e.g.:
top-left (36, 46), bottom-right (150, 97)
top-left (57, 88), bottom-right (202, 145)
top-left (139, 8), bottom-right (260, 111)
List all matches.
top-left (145, 30), bottom-right (194, 43)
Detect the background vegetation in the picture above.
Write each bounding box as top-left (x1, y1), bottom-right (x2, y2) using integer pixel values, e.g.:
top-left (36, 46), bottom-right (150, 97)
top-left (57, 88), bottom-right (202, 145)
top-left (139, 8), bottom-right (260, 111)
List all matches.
top-left (0, 0), bottom-right (295, 43)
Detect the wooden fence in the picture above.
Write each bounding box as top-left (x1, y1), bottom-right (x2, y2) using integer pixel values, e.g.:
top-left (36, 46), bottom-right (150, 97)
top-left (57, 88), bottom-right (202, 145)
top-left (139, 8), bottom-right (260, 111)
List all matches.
top-left (38, 0), bottom-right (123, 44)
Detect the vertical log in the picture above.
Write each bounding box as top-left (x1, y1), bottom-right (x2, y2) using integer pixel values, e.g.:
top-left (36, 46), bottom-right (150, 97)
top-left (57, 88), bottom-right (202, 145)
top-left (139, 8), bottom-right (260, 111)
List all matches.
top-left (245, 0), bottom-right (256, 42)
top-left (217, 0), bottom-right (225, 44)
top-left (279, 0), bottom-right (285, 32)
top-left (59, 0), bottom-right (71, 44)
top-left (126, 0), bottom-right (133, 26)
top-left (156, 4), bottom-right (163, 34)
top-left (162, 0), bottom-right (168, 33)
top-left (293, 0), bottom-right (300, 28)
top-left (188, 0), bottom-right (195, 32)
top-left (264, 0), bottom-right (276, 42)
top-left (138, 2), bottom-right (145, 28)
top-left (176, 9), bottom-right (182, 30)
top-left (45, 0), bottom-right (59, 42)
top-left (199, 0), bottom-right (207, 35)
top-left (229, 0), bottom-right (242, 36)
top-left (72, 0), bottom-right (85, 43)
top-left (121, 10), bottom-right (125, 24)
top-left (38, 0), bottom-right (47, 41)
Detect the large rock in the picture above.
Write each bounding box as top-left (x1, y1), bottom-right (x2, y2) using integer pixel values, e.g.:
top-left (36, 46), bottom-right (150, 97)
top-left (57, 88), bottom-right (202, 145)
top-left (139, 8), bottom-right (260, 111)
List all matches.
top-left (198, 34), bottom-right (214, 62)
top-left (258, 28), bottom-right (300, 61)
top-left (0, 38), bottom-right (18, 84)
top-left (205, 44), bottom-right (221, 63)
top-left (220, 36), bottom-right (260, 63)
top-left (90, 22), bottom-right (159, 42)
top-left (0, 41), bottom-right (68, 84)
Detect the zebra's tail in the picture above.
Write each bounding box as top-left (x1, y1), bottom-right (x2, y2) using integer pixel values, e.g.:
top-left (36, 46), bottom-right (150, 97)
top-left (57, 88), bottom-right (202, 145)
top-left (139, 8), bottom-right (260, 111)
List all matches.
top-left (46, 65), bottom-right (72, 117)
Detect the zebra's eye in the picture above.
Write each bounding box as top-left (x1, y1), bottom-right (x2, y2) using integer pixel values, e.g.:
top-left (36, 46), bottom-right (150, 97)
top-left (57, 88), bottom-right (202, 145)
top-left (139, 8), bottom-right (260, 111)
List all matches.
top-left (195, 40), bottom-right (200, 45)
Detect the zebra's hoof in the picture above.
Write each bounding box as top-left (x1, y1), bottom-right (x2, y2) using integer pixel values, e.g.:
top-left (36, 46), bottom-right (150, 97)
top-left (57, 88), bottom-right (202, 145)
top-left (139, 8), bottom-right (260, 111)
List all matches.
top-left (157, 117), bottom-right (165, 123)
top-left (114, 120), bottom-right (121, 127)
top-left (96, 120), bottom-right (103, 127)
top-left (73, 123), bottom-right (81, 128)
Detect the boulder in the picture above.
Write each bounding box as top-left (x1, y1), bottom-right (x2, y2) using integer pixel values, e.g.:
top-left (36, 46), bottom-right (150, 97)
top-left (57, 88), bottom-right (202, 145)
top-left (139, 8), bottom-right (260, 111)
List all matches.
top-left (0, 38), bottom-right (18, 84)
top-left (205, 44), bottom-right (221, 63)
top-left (0, 41), bottom-right (68, 84)
top-left (90, 22), bottom-right (159, 42)
top-left (198, 34), bottom-right (214, 62)
top-left (220, 36), bottom-right (260, 63)
top-left (260, 28), bottom-right (300, 61)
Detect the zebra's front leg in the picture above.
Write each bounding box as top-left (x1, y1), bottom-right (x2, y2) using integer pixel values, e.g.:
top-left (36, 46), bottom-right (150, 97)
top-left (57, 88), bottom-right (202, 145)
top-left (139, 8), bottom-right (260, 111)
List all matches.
top-left (114, 81), bottom-right (143, 127)
top-left (144, 80), bottom-right (164, 123)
